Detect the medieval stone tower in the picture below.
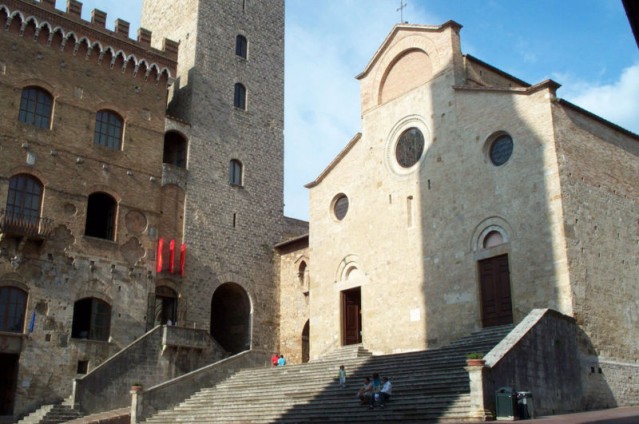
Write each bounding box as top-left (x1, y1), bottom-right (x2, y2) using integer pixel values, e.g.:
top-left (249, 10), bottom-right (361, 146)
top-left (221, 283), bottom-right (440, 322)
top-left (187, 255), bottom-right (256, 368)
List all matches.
top-left (140, 0), bottom-right (285, 353)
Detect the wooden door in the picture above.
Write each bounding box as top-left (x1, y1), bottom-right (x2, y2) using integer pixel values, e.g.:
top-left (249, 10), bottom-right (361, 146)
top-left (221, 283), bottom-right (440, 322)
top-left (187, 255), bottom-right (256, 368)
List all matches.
top-left (342, 288), bottom-right (362, 345)
top-left (479, 254), bottom-right (513, 327)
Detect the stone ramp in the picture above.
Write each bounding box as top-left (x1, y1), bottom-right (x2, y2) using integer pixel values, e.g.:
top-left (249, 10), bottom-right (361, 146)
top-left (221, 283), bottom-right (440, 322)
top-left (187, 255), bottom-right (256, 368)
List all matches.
top-left (142, 325), bottom-right (512, 423)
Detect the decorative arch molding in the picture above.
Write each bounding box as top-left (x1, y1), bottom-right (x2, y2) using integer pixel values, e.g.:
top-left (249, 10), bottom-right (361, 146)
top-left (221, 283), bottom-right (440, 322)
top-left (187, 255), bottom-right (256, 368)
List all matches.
top-left (370, 33), bottom-right (441, 107)
top-left (84, 185), bottom-right (122, 203)
top-left (8, 166), bottom-right (49, 187)
top-left (335, 254), bottom-right (367, 284)
top-left (156, 278), bottom-right (180, 294)
top-left (16, 78), bottom-right (57, 98)
top-left (379, 48), bottom-right (433, 104)
top-left (470, 216), bottom-right (514, 260)
top-left (294, 254), bottom-right (309, 266)
top-left (75, 286), bottom-right (113, 306)
top-left (0, 274), bottom-right (29, 292)
top-left (0, 4), bottom-right (173, 82)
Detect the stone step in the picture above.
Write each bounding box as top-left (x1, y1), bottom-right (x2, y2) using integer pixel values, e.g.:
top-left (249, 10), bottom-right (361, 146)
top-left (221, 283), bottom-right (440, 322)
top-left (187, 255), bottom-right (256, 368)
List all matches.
top-left (143, 326), bottom-right (512, 423)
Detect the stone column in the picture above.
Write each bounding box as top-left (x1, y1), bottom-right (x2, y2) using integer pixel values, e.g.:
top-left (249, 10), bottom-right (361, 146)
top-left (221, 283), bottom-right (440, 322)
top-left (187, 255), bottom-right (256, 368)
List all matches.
top-left (465, 362), bottom-right (493, 421)
top-left (130, 387), bottom-right (143, 424)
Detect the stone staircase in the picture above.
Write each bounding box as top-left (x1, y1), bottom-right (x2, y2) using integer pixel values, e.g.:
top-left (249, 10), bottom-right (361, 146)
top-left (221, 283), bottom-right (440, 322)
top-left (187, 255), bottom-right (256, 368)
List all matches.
top-left (16, 399), bottom-right (82, 424)
top-left (142, 325), bottom-right (512, 423)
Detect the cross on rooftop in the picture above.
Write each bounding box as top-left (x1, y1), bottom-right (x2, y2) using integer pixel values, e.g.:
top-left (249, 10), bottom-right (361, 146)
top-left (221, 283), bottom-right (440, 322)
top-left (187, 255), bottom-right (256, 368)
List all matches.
top-left (397, 0), bottom-right (407, 23)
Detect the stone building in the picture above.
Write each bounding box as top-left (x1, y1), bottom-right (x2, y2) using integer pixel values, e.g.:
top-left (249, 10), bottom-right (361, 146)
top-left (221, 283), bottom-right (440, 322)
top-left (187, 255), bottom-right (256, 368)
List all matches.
top-left (139, 0), bottom-right (285, 355)
top-left (279, 21), bottom-right (638, 408)
top-left (0, 0), bottom-right (180, 417)
top-left (0, 0), bottom-right (288, 419)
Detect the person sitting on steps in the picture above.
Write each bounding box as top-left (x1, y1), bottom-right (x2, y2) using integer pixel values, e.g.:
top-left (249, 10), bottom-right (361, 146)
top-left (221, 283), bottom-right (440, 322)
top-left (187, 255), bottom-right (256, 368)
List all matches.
top-left (356, 377), bottom-right (373, 405)
top-left (380, 376), bottom-right (392, 407)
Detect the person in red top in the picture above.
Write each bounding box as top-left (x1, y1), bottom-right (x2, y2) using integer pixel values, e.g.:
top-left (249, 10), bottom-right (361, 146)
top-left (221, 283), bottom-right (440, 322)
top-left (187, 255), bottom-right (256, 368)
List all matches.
top-left (271, 353), bottom-right (279, 367)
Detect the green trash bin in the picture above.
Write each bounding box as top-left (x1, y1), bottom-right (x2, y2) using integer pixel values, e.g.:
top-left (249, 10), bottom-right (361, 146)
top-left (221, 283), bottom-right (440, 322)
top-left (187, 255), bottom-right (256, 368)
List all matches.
top-left (495, 386), bottom-right (517, 420)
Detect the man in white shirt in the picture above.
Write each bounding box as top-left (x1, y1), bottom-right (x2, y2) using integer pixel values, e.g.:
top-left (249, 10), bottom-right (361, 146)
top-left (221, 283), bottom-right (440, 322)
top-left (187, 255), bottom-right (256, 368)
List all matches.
top-left (380, 377), bottom-right (392, 406)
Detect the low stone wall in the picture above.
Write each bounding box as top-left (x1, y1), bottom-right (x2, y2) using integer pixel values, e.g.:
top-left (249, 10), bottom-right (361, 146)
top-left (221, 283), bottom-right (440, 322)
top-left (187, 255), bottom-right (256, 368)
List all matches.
top-left (73, 325), bottom-right (226, 414)
top-left (134, 349), bottom-right (271, 422)
top-left (482, 309), bottom-right (583, 417)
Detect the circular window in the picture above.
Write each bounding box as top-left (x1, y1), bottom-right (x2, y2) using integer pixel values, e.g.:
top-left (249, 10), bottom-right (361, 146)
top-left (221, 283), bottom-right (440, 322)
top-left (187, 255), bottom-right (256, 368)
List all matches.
top-left (332, 194), bottom-right (349, 221)
top-left (396, 127), bottom-right (425, 168)
top-left (489, 134), bottom-right (513, 166)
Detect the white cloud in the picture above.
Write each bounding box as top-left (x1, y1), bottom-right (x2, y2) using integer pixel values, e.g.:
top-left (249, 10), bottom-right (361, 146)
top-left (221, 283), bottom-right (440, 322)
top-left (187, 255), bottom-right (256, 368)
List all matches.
top-left (558, 63), bottom-right (639, 134)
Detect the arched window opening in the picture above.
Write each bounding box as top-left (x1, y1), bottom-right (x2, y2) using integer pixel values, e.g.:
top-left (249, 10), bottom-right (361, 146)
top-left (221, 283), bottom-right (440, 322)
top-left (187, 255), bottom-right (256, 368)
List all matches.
top-left (5, 174), bottom-right (43, 232)
top-left (18, 86), bottom-right (53, 129)
top-left (229, 159), bottom-right (243, 186)
top-left (94, 110), bottom-right (123, 150)
top-left (235, 34), bottom-right (248, 59)
top-left (163, 131), bottom-right (188, 168)
top-left (298, 261), bottom-right (307, 285)
top-left (85, 192), bottom-right (117, 240)
top-left (483, 230), bottom-right (504, 248)
top-left (154, 286), bottom-right (178, 326)
top-left (0, 286), bottom-right (28, 333)
top-left (71, 297), bottom-right (111, 341)
top-left (234, 83), bottom-right (246, 110)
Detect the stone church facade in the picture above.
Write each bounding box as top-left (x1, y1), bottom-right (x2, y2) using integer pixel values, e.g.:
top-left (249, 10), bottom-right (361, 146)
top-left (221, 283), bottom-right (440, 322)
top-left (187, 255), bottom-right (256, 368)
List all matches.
top-left (281, 21), bottom-right (638, 406)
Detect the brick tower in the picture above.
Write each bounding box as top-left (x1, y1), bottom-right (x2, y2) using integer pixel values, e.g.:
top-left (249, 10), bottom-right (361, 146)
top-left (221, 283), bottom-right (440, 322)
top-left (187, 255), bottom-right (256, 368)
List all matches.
top-left (141, 0), bottom-right (285, 353)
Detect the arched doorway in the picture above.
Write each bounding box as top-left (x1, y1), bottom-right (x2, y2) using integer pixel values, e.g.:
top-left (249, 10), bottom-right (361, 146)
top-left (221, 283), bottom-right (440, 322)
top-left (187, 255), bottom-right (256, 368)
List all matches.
top-left (301, 320), bottom-right (309, 363)
top-left (210, 283), bottom-right (251, 354)
top-left (155, 286), bottom-right (178, 325)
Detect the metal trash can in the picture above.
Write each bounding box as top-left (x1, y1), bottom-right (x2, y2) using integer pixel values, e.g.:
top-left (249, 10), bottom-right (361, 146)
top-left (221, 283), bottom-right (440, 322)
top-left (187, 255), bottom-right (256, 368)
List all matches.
top-left (495, 386), bottom-right (517, 420)
top-left (516, 391), bottom-right (534, 419)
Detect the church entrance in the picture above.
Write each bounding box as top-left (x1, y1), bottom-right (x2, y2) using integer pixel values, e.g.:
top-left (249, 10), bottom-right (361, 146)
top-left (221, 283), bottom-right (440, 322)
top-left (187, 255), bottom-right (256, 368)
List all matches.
top-left (210, 283), bottom-right (251, 354)
top-left (0, 353), bottom-right (19, 415)
top-left (341, 287), bottom-right (362, 345)
top-left (479, 254), bottom-right (513, 327)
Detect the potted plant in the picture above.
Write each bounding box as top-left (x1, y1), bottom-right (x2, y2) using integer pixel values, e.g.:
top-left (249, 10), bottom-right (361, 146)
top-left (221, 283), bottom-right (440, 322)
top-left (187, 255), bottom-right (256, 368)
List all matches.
top-left (130, 382), bottom-right (143, 392)
top-left (466, 352), bottom-right (485, 366)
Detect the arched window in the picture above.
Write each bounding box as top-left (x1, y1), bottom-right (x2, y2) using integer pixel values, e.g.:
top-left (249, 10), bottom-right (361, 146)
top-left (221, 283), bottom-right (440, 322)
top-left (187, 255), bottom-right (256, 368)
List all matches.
top-left (298, 261), bottom-right (307, 285)
top-left (0, 286), bottom-right (28, 333)
top-left (234, 83), bottom-right (246, 110)
top-left (94, 110), bottom-right (123, 150)
top-left (229, 159), bottom-right (243, 186)
top-left (85, 192), bottom-right (117, 240)
top-left (235, 34), bottom-right (248, 59)
top-left (163, 131), bottom-right (188, 168)
top-left (18, 86), bottom-right (53, 129)
top-left (5, 174), bottom-right (43, 229)
top-left (71, 297), bottom-right (111, 341)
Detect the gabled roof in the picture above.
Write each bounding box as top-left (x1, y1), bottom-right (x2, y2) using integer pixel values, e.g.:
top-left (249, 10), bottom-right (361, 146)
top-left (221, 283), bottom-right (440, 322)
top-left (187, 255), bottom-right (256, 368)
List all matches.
top-left (305, 133), bottom-right (362, 188)
top-left (356, 20), bottom-right (462, 80)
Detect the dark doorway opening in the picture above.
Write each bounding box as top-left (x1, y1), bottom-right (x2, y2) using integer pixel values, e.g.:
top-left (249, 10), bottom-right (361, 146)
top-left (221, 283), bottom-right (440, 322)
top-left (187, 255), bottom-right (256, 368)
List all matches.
top-left (0, 353), bottom-right (19, 415)
top-left (301, 320), bottom-right (309, 363)
top-left (341, 287), bottom-right (362, 345)
top-left (154, 286), bottom-right (178, 325)
top-left (210, 283), bottom-right (251, 354)
top-left (479, 254), bottom-right (513, 327)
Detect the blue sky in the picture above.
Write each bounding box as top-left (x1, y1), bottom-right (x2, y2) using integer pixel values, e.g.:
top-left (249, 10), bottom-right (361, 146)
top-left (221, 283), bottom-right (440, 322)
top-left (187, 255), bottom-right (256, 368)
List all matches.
top-left (56, 1), bottom-right (638, 220)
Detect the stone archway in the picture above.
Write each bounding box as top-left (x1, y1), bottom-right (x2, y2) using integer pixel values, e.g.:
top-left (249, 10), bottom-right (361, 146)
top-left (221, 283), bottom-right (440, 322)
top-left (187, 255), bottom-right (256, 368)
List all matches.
top-left (210, 282), bottom-right (251, 354)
